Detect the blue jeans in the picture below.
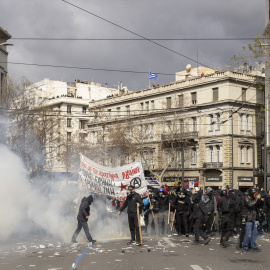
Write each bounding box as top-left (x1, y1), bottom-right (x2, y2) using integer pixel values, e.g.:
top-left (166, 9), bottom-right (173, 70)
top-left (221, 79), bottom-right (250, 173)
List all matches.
top-left (242, 221), bottom-right (257, 249)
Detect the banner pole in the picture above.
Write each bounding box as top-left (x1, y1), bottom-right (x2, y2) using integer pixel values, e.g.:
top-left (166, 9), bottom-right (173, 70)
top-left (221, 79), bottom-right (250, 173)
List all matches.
top-left (171, 209), bottom-right (176, 231)
top-left (137, 204), bottom-right (143, 245)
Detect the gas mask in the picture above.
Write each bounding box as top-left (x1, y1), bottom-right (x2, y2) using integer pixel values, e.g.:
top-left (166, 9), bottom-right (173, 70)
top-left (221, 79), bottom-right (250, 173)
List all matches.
top-left (127, 190), bottom-right (133, 197)
top-left (179, 194), bottom-right (185, 199)
top-left (159, 192), bottom-right (165, 198)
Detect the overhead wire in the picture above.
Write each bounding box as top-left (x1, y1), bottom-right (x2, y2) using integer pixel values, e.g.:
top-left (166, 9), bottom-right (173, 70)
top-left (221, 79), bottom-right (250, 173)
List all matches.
top-left (60, 0), bottom-right (212, 69)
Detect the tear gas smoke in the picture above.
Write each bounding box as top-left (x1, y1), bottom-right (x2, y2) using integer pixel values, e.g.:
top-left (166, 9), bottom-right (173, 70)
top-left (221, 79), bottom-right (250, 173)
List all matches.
top-left (0, 143), bottom-right (129, 243)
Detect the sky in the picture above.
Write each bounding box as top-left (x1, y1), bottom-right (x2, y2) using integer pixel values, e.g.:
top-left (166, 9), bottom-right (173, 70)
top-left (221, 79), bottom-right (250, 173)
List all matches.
top-left (0, 0), bottom-right (266, 91)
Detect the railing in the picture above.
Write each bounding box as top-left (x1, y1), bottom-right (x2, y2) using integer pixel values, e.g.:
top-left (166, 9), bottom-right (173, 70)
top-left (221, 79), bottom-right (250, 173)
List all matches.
top-left (161, 131), bottom-right (198, 141)
top-left (203, 162), bottom-right (223, 168)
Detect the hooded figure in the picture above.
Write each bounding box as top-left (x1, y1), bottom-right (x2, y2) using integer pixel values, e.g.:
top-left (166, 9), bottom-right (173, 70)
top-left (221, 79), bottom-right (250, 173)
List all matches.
top-left (202, 187), bottom-right (217, 235)
top-left (71, 195), bottom-right (96, 245)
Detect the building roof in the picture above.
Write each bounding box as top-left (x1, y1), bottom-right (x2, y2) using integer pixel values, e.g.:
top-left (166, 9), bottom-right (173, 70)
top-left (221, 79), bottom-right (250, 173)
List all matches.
top-left (0, 26), bottom-right (12, 40)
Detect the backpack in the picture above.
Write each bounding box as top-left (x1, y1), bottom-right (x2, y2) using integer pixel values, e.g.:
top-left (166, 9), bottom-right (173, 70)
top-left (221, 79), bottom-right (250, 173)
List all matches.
top-left (220, 197), bottom-right (231, 213)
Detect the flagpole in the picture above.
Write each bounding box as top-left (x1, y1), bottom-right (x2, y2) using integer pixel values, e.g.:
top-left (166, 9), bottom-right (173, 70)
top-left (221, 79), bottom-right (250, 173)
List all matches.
top-left (149, 68), bottom-right (150, 89)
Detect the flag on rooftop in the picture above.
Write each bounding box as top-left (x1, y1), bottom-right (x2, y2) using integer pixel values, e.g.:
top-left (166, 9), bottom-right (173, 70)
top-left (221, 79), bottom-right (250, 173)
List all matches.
top-left (149, 71), bottom-right (158, 80)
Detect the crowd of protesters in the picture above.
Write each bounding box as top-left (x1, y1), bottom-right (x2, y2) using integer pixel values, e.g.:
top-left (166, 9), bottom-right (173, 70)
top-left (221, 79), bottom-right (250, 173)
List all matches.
top-left (71, 184), bottom-right (270, 251)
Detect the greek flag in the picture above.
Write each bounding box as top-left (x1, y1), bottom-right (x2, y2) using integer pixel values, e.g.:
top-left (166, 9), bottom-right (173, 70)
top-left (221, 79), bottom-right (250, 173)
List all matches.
top-left (149, 71), bottom-right (158, 80)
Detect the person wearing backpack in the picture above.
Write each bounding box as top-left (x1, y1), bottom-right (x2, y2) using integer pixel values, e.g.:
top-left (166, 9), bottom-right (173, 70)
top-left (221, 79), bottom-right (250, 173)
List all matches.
top-left (219, 189), bottom-right (236, 248)
top-left (202, 187), bottom-right (217, 235)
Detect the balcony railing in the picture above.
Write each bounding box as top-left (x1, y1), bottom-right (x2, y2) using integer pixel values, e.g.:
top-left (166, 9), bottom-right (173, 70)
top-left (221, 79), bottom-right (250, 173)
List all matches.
top-left (161, 131), bottom-right (198, 141)
top-left (203, 162), bottom-right (223, 168)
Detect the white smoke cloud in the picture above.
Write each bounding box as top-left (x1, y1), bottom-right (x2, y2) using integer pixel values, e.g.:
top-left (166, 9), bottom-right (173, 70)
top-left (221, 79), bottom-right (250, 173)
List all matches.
top-left (0, 143), bottom-right (130, 243)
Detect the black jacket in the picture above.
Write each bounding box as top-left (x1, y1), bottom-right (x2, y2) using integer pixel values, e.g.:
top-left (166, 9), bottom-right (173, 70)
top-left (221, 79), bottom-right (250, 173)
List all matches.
top-left (77, 195), bottom-right (93, 222)
top-left (120, 192), bottom-right (143, 216)
top-left (173, 197), bottom-right (190, 213)
top-left (219, 196), bottom-right (236, 217)
top-left (192, 201), bottom-right (208, 219)
top-left (157, 195), bottom-right (169, 212)
top-left (242, 195), bottom-right (259, 222)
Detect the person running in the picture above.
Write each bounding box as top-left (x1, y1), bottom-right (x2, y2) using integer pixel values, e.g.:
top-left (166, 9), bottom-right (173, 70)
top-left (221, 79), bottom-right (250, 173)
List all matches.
top-left (71, 195), bottom-right (96, 245)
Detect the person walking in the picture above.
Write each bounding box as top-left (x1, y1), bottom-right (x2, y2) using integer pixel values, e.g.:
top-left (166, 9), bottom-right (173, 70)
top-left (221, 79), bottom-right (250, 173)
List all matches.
top-left (118, 185), bottom-right (144, 246)
top-left (71, 195), bottom-right (96, 245)
top-left (242, 188), bottom-right (261, 252)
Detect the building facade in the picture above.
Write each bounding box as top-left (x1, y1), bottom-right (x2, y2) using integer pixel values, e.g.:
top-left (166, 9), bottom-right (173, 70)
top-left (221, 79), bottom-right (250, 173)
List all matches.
top-left (0, 26), bottom-right (11, 106)
top-left (85, 67), bottom-right (264, 189)
top-left (264, 0), bottom-right (270, 189)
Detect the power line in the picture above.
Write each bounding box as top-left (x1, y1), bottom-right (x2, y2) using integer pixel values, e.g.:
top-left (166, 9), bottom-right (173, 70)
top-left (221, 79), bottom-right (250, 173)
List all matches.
top-left (10, 37), bottom-right (261, 41)
top-left (1, 61), bottom-right (266, 80)
top-left (60, 0), bottom-right (212, 69)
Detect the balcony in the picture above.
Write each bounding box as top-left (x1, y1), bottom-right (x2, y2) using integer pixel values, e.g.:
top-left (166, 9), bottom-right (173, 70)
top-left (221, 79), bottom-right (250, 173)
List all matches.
top-left (203, 162), bottom-right (223, 168)
top-left (161, 131), bottom-right (198, 141)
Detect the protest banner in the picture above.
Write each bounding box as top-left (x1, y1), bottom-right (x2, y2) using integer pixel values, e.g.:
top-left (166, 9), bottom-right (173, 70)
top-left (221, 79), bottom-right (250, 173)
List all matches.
top-left (78, 154), bottom-right (148, 201)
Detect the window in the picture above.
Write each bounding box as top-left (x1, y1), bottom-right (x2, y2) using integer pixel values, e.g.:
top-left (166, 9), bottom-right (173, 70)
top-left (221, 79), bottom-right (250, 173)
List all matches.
top-left (145, 101), bottom-right (149, 112)
top-left (216, 145), bottom-right (220, 162)
top-left (79, 120), bottom-right (86, 129)
top-left (126, 105), bottom-right (130, 115)
top-left (213, 88), bottom-right (219, 102)
top-left (240, 114), bottom-right (244, 130)
top-left (67, 118), bottom-right (72, 128)
top-left (246, 115), bottom-right (252, 131)
top-left (140, 102), bottom-right (144, 110)
top-left (67, 132), bottom-right (71, 141)
top-left (209, 146), bottom-right (214, 162)
top-left (242, 88), bottom-right (247, 101)
top-left (179, 119), bottom-right (184, 133)
top-left (240, 146), bottom-right (244, 163)
top-left (92, 131), bottom-right (97, 144)
top-left (79, 133), bottom-right (87, 142)
top-left (192, 117), bottom-right (197, 132)
top-left (107, 109), bottom-right (111, 118)
top-left (151, 100), bottom-right (155, 110)
top-left (191, 148), bottom-right (197, 164)
top-left (191, 92), bottom-right (197, 104)
top-left (246, 146), bottom-right (250, 163)
top-left (178, 95), bottom-right (184, 108)
top-left (67, 105), bottom-right (72, 113)
top-left (216, 113), bottom-right (221, 130)
top-left (82, 107), bottom-right (87, 114)
top-left (116, 107), bottom-right (121, 117)
top-left (166, 97), bottom-right (172, 109)
top-left (209, 114), bottom-right (214, 130)
top-left (166, 121), bottom-right (171, 133)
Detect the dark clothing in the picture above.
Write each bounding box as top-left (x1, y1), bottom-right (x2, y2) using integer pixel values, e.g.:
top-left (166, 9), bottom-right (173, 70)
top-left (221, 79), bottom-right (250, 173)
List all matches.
top-left (194, 218), bottom-right (208, 242)
top-left (173, 197), bottom-right (190, 213)
top-left (72, 195), bottom-right (94, 242)
top-left (72, 218), bottom-right (93, 242)
top-left (192, 201), bottom-right (207, 219)
top-left (128, 215), bottom-right (140, 242)
top-left (77, 196), bottom-right (93, 222)
top-left (120, 192), bottom-right (143, 243)
top-left (176, 212), bottom-right (188, 234)
top-left (120, 192), bottom-right (143, 216)
top-left (220, 216), bottom-right (234, 241)
top-left (157, 195), bottom-right (169, 212)
top-left (242, 195), bottom-right (259, 222)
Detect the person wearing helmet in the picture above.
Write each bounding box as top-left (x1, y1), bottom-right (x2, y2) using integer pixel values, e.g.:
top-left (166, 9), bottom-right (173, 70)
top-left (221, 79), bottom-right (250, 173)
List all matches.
top-left (241, 187), bottom-right (261, 252)
top-left (173, 190), bottom-right (190, 236)
top-left (147, 188), bottom-right (159, 236)
top-left (219, 189), bottom-right (236, 248)
top-left (71, 195), bottom-right (96, 245)
top-left (156, 187), bottom-right (169, 236)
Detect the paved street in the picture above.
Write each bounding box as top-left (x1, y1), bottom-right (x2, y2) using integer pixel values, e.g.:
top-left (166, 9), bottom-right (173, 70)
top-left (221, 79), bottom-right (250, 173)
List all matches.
top-left (1, 234), bottom-right (270, 270)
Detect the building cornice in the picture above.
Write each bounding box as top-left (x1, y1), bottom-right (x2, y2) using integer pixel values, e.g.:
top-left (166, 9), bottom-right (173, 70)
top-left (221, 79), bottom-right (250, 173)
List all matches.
top-left (89, 71), bottom-right (263, 108)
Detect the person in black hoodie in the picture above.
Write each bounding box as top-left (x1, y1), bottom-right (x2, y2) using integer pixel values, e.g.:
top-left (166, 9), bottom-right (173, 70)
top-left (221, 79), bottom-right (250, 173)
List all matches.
top-left (118, 185), bottom-right (143, 245)
top-left (173, 190), bottom-right (190, 236)
top-left (191, 192), bottom-right (211, 245)
top-left (219, 189), bottom-right (236, 248)
top-left (71, 195), bottom-right (96, 244)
